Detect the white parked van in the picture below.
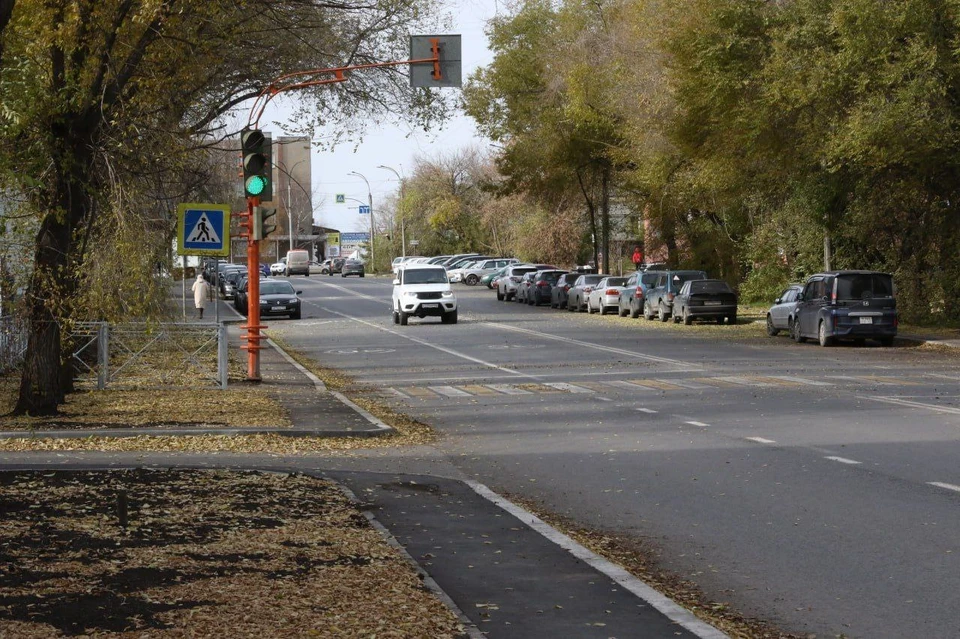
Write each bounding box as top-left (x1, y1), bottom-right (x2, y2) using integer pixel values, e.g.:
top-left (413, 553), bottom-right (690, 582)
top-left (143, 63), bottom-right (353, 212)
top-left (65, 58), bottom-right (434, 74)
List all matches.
top-left (285, 250), bottom-right (310, 276)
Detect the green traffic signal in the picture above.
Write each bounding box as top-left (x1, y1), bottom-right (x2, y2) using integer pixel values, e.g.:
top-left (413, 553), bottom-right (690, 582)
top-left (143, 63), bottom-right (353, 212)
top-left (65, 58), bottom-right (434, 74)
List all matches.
top-left (241, 127), bottom-right (272, 199)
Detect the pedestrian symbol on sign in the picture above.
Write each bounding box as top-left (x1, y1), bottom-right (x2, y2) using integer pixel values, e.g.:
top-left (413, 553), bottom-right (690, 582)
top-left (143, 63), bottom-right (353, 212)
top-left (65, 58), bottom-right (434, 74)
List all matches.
top-left (187, 212), bottom-right (220, 245)
top-left (336, 194), bottom-right (345, 204)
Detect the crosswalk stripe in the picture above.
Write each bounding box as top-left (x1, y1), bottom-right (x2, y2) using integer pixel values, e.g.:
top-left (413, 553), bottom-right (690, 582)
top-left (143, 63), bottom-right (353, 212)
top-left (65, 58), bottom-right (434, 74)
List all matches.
top-left (747, 376), bottom-right (797, 387)
top-left (430, 385), bottom-right (472, 397)
top-left (691, 377), bottom-right (738, 387)
top-left (768, 375), bottom-right (832, 387)
top-left (460, 384), bottom-right (503, 396)
top-left (384, 388), bottom-right (410, 398)
top-left (545, 382), bottom-right (595, 394)
top-left (712, 376), bottom-right (775, 387)
top-left (655, 378), bottom-right (711, 389)
top-left (487, 384), bottom-right (532, 395)
top-left (607, 380), bottom-right (654, 392)
top-left (574, 381), bottom-right (614, 392)
top-left (401, 386), bottom-right (439, 398)
top-left (627, 379), bottom-right (684, 391)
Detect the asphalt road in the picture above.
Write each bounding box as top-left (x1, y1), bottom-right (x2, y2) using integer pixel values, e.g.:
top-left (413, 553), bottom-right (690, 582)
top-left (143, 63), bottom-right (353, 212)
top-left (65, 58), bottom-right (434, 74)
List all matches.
top-left (269, 273), bottom-right (960, 639)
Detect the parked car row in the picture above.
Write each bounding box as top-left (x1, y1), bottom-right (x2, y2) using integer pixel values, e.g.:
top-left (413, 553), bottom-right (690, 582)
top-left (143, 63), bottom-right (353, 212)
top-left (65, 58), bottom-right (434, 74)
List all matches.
top-left (486, 264), bottom-right (897, 346)
top-left (232, 275), bottom-right (302, 320)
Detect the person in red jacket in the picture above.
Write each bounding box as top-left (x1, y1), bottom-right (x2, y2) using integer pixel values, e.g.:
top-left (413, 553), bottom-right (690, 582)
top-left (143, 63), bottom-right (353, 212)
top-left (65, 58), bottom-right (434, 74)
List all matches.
top-left (631, 246), bottom-right (643, 270)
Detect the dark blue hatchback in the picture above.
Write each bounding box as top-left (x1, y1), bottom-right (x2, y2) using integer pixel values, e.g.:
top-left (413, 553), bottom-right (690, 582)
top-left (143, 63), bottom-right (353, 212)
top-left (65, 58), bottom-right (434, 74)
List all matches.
top-left (793, 271), bottom-right (897, 346)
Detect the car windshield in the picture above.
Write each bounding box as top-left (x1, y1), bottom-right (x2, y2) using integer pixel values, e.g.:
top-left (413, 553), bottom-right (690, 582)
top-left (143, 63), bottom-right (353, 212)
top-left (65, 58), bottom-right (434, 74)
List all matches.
top-left (225, 271), bottom-right (244, 284)
top-left (540, 272), bottom-right (564, 283)
top-left (260, 282), bottom-right (296, 296)
top-left (836, 273), bottom-right (893, 300)
top-left (690, 281), bottom-right (732, 294)
top-left (604, 277), bottom-right (627, 287)
top-left (641, 273), bottom-right (660, 287)
top-left (581, 275), bottom-right (603, 285)
top-left (512, 267), bottom-right (537, 276)
top-left (673, 272), bottom-right (704, 285)
top-left (404, 268), bottom-right (448, 284)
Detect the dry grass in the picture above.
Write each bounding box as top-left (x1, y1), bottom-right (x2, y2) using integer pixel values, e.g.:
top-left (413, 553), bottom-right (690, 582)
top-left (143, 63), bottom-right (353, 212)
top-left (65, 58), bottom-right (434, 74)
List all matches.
top-left (0, 469), bottom-right (463, 637)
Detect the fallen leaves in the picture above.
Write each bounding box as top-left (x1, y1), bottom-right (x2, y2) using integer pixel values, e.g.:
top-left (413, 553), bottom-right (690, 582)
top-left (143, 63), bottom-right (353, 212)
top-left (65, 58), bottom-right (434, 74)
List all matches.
top-left (0, 469), bottom-right (463, 637)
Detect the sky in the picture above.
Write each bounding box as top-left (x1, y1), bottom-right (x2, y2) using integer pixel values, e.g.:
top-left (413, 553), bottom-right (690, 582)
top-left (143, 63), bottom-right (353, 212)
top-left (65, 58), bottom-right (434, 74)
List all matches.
top-left (260, 0), bottom-right (501, 236)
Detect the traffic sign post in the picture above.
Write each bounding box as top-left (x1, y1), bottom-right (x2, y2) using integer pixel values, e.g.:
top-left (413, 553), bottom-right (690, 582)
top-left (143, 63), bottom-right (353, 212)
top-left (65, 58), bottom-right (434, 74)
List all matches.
top-left (177, 204), bottom-right (231, 256)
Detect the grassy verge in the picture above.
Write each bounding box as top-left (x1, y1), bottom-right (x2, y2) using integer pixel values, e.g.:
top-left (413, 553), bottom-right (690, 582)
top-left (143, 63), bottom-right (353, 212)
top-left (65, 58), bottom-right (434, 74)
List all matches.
top-left (0, 468), bottom-right (462, 638)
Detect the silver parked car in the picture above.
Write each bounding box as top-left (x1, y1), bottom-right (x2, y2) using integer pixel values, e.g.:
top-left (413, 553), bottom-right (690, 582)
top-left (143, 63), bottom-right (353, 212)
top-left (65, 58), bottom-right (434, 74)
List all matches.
top-left (497, 264), bottom-right (540, 301)
top-left (566, 274), bottom-right (604, 312)
top-left (587, 276), bottom-right (628, 315)
top-left (456, 258), bottom-right (519, 286)
top-left (766, 284), bottom-right (803, 336)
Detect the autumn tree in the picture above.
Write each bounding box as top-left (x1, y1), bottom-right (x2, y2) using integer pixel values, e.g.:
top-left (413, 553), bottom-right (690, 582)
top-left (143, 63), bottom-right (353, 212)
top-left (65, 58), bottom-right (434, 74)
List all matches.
top-left (0, 0), bottom-right (448, 414)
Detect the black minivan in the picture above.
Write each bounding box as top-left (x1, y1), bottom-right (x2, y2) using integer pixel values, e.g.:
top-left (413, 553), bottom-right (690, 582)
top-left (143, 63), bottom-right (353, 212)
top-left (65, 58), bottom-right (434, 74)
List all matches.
top-left (792, 271), bottom-right (897, 346)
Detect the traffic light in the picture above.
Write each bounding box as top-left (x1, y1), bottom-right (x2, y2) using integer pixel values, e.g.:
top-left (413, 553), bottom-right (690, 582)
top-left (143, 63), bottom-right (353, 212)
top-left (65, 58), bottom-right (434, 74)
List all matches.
top-left (241, 127), bottom-right (272, 200)
top-left (253, 206), bottom-right (277, 240)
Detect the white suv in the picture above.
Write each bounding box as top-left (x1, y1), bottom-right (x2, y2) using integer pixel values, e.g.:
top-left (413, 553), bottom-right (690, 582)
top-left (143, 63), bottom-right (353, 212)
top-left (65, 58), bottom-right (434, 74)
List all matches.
top-left (392, 264), bottom-right (458, 325)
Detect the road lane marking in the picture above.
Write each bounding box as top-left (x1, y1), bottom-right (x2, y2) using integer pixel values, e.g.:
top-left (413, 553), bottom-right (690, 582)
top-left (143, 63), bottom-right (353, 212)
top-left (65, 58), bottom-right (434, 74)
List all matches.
top-left (861, 396), bottom-right (960, 416)
top-left (927, 373), bottom-right (960, 381)
top-left (545, 382), bottom-right (595, 394)
top-left (608, 380), bottom-right (655, 392)
top-left (861, 375), bottom-right (917, 385)
top-left (656, 378), bottom-right (711, 389)
top-left (685, 421), bottom-right (709, 427)
top-left (401, 386), bottom-right (439, 399)
top-left (628, 379), bottom-right (684, 391)
top-left (430, 385), bottom-right (472, 398)
top-left (384, 388), bottom-right (410, 398)
top-left (636, 408), bottom-right (658, 414)
top-left (465, 481), bottom-right (730, 639)
top-left (324, 309), bottom-right (531, 380)
top-left (928, 482), bottom-right (960, 494)
top-left (459, 384), bottom-right (502, 396)
top-left (746, 437), bottom-right (776, 444)
top-left (485, 322), bottom-right (700, 369)
top-left (487, 384), bottom-right (532, 395)
top-left (713, 376), bottom-right (775, 387)
top-left (767, 375), bottom-right (832, 387)
top-left (824, 456), bottom-right (861, 465)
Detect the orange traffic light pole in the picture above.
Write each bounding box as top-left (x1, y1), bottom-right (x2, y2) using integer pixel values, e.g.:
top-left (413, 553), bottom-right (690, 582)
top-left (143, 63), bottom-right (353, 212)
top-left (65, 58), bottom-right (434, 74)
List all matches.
top-left (241, 39), bottom-right (445, 380)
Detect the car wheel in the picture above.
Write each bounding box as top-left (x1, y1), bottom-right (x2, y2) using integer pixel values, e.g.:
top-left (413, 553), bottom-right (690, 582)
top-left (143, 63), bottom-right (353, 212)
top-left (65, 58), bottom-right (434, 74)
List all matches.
top-left (305, 272), bottom-right (310, 277)
top-left (818, 321), bottom-right (833, 347)
top-left (587, 300), bottom-right (596, 314)
top-left (791, 319), bottom-right (806, 343)
top-left (683, 307), bottom-right (692, 325)
top-left (618, 306), bottom-right (628, 317)
top-left (658, 303), bottom-right (669, 322)
top-left (630, 302), bottom-right (641, 319)
top-left (600, 304), bottom-right (609, 315)
top-left (766, 314), bottom-right (779, 336)
top-left (644, 302), bottom-right (655, 321)
top-left (497, 289), bottom-right (504, 301)
top-left (393, 311), bottom-right (399, 325)
top-left (465, 274), bottom-right (479, 286)
top-left (528, 295), bottom-right (535, 306)
top-left (399, 311), bottom-right (409, 326)
top-left (878, 336), bottom-right (894, 347)
top-left (290, 309), bottom-right (301, 320)
top-left (441, 309), bottom-right (458, 324)
top-left (727, 314), bottom-right (737, 325)
top-left (360, 273), bottom-right (365, 278)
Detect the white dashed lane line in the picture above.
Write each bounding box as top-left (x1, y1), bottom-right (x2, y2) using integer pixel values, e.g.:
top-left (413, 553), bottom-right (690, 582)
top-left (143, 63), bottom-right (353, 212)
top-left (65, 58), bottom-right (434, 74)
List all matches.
top-left (636, 408), bottom-right (658, 414)
top-left (824, 456), bottom-right (862, 465)
top-left (745, 437), bottom-right (777, 444)
top-left (685, 421), bottom-right (709, 428)
top-left (928, 482), bottom-right (960, 494)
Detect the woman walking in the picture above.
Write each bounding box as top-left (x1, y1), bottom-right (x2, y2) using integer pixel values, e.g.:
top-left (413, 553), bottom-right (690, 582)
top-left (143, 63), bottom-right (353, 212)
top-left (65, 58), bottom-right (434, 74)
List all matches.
top-left (191, 273), bottom-right (209, 319)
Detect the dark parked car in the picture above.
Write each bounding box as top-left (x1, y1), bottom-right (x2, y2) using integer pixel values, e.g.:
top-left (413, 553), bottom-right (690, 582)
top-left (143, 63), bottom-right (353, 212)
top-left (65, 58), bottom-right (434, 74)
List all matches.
top-left (792, 271), bottom-right (897, 346)
top-left (515, 271), bottom-right (539, 303)
top-left (218, 268), bottom-right (247, 300)
top-left (527, 270), bottom-right (567, 306)
top-left (550, 273), bottom-right (577, 309)
top-left (672, 279), bottom-right (738, 325)
top-left (643, 270), bottom-right (708, 321)
top-left (329, 257), bottom-right (345, 275)
top-left (766, 284), bottom-right (803, 336)
top-left (341, 259), bottom-right (365, 277)
top-left (618, 270), bottom-right (663, 318)
top-left (257, 279), bottom-right (302, 320)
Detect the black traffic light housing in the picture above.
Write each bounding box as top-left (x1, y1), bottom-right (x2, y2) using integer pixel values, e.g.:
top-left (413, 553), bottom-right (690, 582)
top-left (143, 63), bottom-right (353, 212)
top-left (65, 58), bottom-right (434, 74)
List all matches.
top-left (241, 127), bottom-right (272, 200)
top-left (253, 206), bottom-right (277, 241)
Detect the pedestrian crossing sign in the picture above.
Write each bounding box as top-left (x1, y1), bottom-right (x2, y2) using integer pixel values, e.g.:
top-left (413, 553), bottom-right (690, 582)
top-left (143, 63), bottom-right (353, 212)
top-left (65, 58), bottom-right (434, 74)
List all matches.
top-left (177, 203), bottom-right (231, 256)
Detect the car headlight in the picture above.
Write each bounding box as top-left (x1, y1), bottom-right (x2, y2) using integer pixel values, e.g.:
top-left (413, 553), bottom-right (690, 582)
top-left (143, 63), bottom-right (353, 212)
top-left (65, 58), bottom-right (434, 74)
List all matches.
top-left (403, 291), bottom-right (418, 298)
top-left (289, 298), bottom-right (298, 304)
top-left (442, 291), bottom-right (454, 297)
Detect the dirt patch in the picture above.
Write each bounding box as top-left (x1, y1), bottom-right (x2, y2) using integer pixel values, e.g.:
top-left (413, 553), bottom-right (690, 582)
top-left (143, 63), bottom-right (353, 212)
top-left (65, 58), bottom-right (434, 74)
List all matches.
top-left (0, 469), bottom-right (462, 637)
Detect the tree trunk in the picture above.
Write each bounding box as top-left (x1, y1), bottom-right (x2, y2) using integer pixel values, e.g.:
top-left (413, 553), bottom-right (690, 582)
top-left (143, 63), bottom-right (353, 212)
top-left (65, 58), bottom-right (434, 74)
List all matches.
top-left (600, 163), bottom-right (610, 274)
top-left (13, 214), bottom-right (72, 415)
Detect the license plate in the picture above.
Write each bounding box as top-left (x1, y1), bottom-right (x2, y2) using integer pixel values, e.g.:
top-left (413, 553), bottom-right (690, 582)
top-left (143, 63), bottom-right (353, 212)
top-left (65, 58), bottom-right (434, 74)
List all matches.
top-left (422, 303), bottom-right (439, 309)
top-left (271, 306), bottom-right (285, 311)
top-left (704, 300), bottom-right (722, 306)
top-left (859, 317), bottom-right (873, 324)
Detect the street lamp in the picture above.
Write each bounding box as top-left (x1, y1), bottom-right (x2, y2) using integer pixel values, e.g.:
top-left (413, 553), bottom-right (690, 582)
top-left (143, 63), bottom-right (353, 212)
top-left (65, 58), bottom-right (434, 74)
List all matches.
top-left (277, 158), bottom-right (308, 255)
top-left (347, 171), bottom-right (374, 271)
top-left (377, 165), bottom-right (405, 258)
